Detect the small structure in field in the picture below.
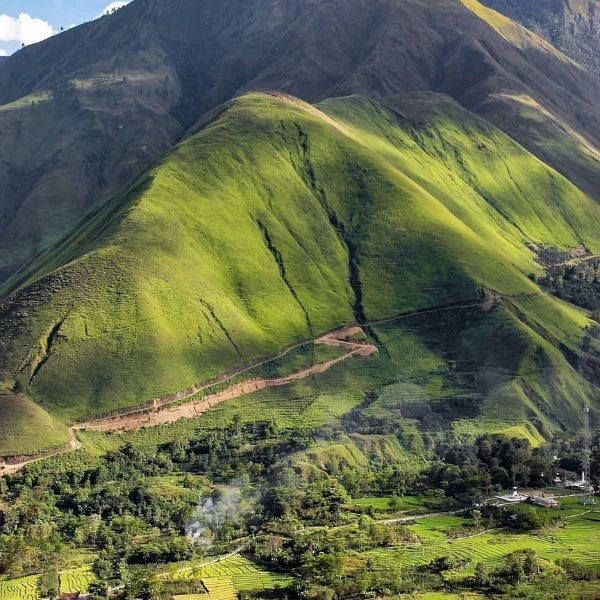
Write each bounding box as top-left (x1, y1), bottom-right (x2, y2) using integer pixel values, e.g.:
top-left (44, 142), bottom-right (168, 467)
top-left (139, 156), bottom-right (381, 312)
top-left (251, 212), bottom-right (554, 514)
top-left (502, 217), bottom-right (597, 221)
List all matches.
top-left (531, 496), bottom-right (560, 508)
top-left (58, 593), bottom-right (80, 600)
top-left (497, 487), bottom-right (528, 503)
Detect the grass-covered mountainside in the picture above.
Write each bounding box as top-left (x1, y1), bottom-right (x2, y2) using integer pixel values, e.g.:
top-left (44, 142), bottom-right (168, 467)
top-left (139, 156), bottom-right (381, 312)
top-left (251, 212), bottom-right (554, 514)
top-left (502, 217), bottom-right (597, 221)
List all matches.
top-left (2, 0), bottom-right (600, 285)
top-left (1, 91), bottom-right (598, 452)
top-left (0, 387), bottom-right (70, 457)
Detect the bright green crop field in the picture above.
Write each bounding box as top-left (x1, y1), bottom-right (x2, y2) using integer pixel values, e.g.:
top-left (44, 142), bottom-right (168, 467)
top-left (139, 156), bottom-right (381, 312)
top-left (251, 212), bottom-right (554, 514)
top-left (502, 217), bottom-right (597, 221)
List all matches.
top-left (367, 504), bottom-right (600, 573)
top-left (0, 576), bottom-right (40, 600)
top-left (161, 555), bottom-right (293, 600)
top-left (58, 566), bottom-right (96, 594)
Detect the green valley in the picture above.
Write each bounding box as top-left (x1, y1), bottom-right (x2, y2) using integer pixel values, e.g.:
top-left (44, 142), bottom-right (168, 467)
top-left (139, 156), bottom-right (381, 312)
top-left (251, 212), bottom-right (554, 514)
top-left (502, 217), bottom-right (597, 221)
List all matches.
top-left (1, 0), bottom-right (600, 597)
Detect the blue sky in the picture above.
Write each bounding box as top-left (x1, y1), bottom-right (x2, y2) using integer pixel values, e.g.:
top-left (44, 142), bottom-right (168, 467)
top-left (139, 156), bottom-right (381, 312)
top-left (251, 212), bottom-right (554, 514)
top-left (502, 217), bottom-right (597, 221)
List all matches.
top-left (0, 0), bottom-right (130, 56)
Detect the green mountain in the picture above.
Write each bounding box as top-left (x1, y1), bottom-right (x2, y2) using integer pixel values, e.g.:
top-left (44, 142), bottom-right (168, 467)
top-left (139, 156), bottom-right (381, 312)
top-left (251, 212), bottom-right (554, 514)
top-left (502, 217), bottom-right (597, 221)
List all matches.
top-left (1, 0), bottom-right (600, 285)
top-left (1, 91), bottom-right (598, 452)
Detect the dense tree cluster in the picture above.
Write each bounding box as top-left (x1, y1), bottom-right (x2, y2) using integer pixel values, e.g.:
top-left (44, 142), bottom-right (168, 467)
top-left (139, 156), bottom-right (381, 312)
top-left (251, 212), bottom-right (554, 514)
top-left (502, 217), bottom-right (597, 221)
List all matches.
top-left (0, 414), bottom-right (597, 597)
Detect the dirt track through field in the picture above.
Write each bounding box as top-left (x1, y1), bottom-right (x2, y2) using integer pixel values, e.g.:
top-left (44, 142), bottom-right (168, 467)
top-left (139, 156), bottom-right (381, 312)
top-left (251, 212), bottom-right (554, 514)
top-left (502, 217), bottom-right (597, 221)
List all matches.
top-left (0, 429), bottom-right (81, 476)
top-left (72, 327), bottom-right (377, 433)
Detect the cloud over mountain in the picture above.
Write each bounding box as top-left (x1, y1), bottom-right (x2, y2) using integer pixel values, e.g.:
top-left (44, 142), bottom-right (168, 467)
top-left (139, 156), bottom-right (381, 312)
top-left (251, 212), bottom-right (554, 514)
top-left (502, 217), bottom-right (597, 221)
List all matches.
top-left (0, 13), bottom-right (54, 46)
top-left (99, 2), bottom-right (131, 17)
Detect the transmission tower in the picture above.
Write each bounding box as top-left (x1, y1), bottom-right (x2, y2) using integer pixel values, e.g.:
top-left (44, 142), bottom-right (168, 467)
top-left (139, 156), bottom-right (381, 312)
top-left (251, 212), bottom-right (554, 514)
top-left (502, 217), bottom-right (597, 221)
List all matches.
top-left (580, 406), bottom-right (596, 505)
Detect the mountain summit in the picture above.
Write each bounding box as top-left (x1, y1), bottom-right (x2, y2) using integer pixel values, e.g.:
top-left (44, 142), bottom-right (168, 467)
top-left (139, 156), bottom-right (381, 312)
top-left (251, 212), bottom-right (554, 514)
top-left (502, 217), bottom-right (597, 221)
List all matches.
top-left (1, 0), bottom-right (599, 284)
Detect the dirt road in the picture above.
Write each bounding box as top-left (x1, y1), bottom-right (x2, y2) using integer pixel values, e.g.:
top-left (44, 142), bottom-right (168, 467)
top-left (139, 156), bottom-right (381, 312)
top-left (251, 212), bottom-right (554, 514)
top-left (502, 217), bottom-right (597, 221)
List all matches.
top-left (73, 326), bottom-right (377, 433)
top-left (1, 291), bottom-right (520, 472)
top-left (0, 429), bottom-right (81, 476)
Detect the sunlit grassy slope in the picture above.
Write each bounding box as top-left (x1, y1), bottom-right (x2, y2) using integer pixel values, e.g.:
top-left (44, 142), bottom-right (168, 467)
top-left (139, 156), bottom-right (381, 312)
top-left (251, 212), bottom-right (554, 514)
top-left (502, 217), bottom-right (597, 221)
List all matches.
top-left (1, 91), bottom-right (598, 427)
top-left (0, 387), bottom-right (70, 456)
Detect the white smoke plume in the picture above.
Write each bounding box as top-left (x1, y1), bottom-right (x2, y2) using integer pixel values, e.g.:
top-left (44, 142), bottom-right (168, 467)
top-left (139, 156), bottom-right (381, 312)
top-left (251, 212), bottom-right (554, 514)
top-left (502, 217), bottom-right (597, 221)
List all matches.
top-left (186, 477), bottom-right (259, 546)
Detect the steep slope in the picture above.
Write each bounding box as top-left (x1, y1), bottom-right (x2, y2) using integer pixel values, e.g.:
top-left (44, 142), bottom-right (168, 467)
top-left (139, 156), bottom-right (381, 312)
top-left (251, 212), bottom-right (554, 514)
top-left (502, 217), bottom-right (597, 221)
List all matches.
top-left (481, 0), bottom-right (600, 79)
top-left (0, 92), bottom-right (598, 435)
top-left (2, 0), bottom-right (600, 284)
top-left (0, 387), bottom-right (70, 458)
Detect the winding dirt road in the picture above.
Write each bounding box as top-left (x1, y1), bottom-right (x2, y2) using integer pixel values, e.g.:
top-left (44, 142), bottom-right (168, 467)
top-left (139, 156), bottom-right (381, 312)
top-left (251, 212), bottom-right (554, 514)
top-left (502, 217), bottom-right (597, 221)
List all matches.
top-left (2, 291), bottom-right (529, 474)
top-left (72, 327), bottom-right (377, 433)
top-left (0, 429), bottom-right (81, 476)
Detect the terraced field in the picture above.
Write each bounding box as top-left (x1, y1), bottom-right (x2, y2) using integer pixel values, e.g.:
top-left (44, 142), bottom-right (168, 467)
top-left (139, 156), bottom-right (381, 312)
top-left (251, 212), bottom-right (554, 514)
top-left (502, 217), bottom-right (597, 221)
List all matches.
top-left (59, 566), bottom-right (96, 594)
top-left (369, 506), bottom-right (600, 572)
top-left (0, 566), bottom-right (96, 600)
top-left (162, 555), bottom-right (293, 599)
top-left (203, 578), bottom-right (237, 600)
top-left (0, 576), bottom-right (40, 600)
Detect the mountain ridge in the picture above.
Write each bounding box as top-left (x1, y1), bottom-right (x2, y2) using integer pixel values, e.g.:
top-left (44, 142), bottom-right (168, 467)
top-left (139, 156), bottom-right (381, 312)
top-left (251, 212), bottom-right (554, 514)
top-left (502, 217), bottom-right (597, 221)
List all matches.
top-left (0, 91), bottom-right (597, 452)
top-left (2, 0), bottom-right (600, 285)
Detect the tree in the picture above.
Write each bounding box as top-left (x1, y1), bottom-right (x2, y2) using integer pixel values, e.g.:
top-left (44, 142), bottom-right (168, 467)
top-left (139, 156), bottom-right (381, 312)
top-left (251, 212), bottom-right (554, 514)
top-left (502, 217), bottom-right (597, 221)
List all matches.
top-left (388, 496), bottom-right (402, 511)
top-left (88, 581), bottom-right (109, 600)
top-left (40, 569), bottom-right (59, 599)
top-left (474, 561), bottom-right (489, 586)
top-left (85, 514), bottom-right (102, 548)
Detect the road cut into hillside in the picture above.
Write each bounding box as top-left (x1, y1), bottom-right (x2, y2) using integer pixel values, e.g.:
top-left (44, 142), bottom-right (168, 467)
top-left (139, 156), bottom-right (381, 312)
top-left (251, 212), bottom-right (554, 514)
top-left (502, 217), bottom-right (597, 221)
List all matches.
top-left (73, 326), bottom-right (377, 433)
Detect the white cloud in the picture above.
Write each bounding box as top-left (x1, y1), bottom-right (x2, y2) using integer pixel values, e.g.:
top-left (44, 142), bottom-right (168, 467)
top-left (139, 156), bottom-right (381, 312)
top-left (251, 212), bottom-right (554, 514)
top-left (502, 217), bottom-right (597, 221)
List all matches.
top-left (98, 2), bottom-right (131, 17)
top-left (0, 13), bottom-right (55, 46)
top-left (0, 49), bottom-right (7, 56)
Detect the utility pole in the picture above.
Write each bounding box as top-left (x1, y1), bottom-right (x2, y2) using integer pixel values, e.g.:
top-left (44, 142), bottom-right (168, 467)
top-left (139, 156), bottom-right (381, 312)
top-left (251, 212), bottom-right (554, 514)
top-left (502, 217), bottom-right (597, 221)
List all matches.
top-left (580, 406), bottom-right (596, 505)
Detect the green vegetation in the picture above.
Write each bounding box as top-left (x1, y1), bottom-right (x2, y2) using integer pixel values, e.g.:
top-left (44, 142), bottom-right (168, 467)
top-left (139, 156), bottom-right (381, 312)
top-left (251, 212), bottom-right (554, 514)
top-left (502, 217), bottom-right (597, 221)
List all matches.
top-left (161, 555), bottom-right (293, 598)
top-left (1, 91), bottom-right (599, 441)
top-left (2, 1), bottom-right (600, 597)
top-left (0, 388), bottom-right (70, 457)
top-left (0, 576), bottom-right (40, 600)
top-left (0, 393), bottom-right (598, 600)
top-left (59, 567), bottom-right (96, 594)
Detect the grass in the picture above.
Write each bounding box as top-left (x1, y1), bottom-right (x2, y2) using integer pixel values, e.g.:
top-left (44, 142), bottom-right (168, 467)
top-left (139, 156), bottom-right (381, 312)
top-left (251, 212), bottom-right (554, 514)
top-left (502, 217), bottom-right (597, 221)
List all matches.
top-left (1, 91), bottom-right (598, 446)
top-left (451, 420), bottom-right (546, 447)
top-left (367, 504), bottom-right (600, 573)
top-left (353, 496), bottom-right (429, 510)
top-left (459, 0), bottom-right (579, 63)
top-left (59, 566), bottom-right (96, 594)
top-left (0, 556), bottom-right (290, 600)
top-left (161, 555), bottom-right (293, 599)
top-left (0, 576), bottom-right (40, 600)
top-left (75, 291), bottom-right (597, 460)
top-left (0, 387), bottom-right (70, 457)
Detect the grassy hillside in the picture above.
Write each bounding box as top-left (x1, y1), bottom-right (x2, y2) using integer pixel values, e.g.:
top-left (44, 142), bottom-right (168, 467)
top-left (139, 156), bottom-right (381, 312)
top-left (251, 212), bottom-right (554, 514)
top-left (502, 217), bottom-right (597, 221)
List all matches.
top-left (481, 0), bottom-right (600, 79)
top-left (0, 387), bottom-right (70, 457)
top-left (1, 92), bottom-right (598, 446)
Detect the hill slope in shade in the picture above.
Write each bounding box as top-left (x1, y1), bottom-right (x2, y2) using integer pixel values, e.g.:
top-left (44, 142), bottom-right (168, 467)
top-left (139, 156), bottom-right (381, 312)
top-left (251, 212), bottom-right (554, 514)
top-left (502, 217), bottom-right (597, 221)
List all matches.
top-left (0, 92), bottom-right (598, 435)
top-left (1, 0), bottom-right (600, 284)
top-left (480, 0), bottom-right (600, 79)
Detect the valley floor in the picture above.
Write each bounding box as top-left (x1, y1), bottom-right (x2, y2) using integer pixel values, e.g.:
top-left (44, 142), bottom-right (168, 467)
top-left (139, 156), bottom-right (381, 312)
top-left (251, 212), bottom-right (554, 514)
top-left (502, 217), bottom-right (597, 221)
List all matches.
top-left (1, 496), bottom-right (599, 600)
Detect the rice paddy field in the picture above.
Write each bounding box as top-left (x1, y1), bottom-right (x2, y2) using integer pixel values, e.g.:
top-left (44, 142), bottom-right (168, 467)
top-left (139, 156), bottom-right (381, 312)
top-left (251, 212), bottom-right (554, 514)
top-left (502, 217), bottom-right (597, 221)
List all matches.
top-left (162, 555), bottom-right (293, 600)
top-left (59, 566), bottom-right (97, 594)
top-left (368, 500), bottom-right (600, 574)
top-left (0, 576), bottom-right (40, 600)
top-left (1, 502), bottom-right (599, 600)
top-left (0, 566), bottom-right (97, 600)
